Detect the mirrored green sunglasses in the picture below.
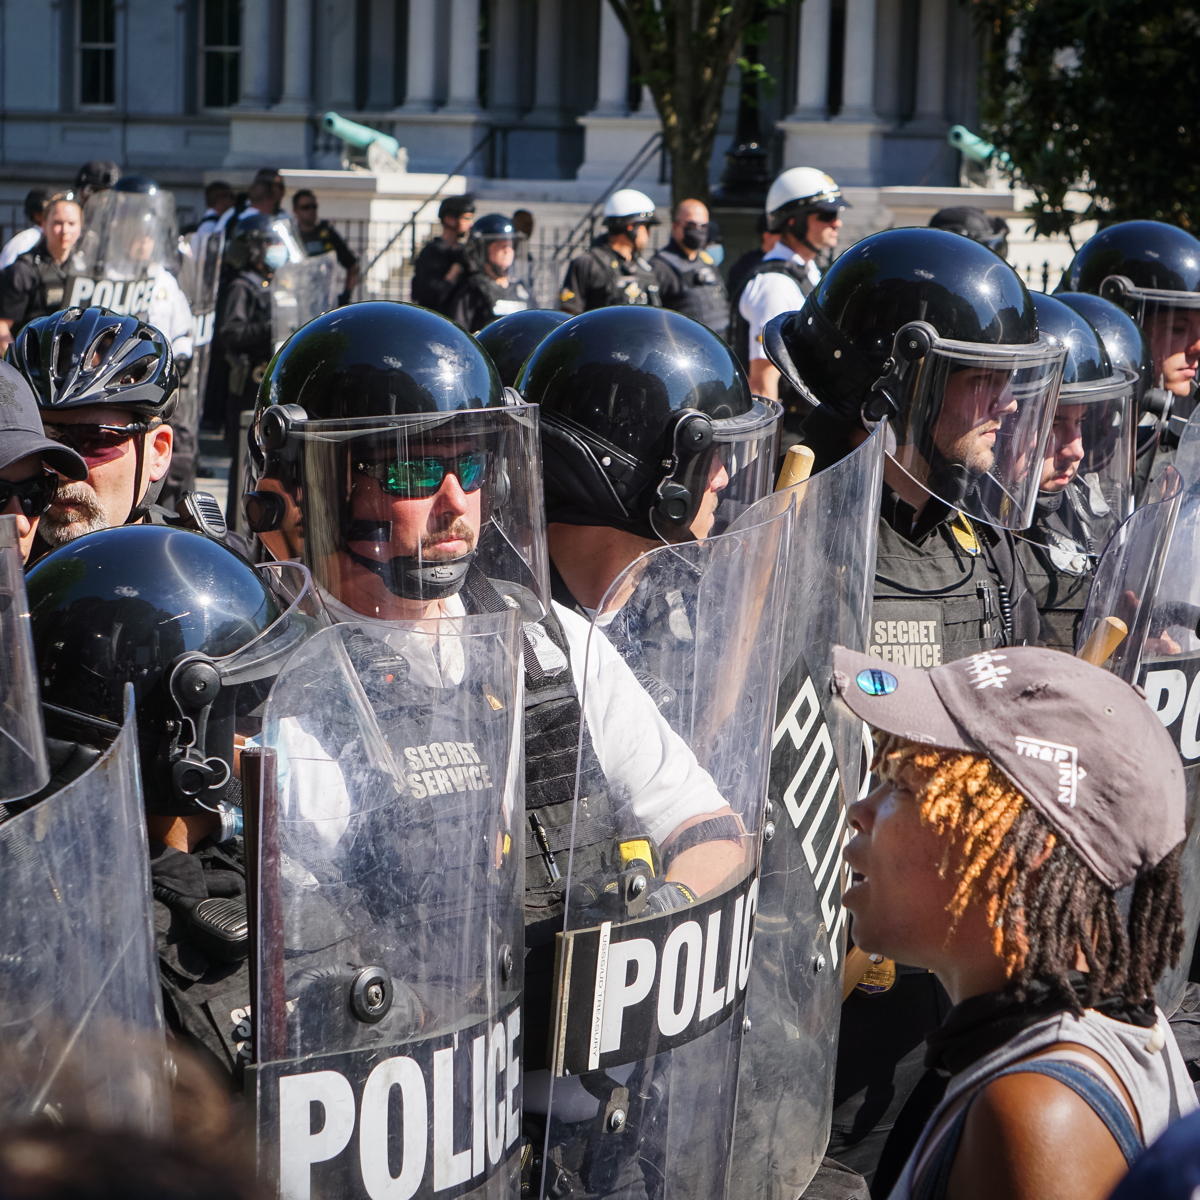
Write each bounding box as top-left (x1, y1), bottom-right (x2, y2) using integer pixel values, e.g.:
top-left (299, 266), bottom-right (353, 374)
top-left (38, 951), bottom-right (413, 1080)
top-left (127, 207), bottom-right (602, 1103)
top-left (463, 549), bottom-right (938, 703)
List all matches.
top-left (353, 450), bottom-right (488, 498)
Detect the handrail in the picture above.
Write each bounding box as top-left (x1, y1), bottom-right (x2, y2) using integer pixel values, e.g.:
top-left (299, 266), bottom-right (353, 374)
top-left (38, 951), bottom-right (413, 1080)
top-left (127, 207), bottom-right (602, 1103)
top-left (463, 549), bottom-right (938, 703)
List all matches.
top-left (550, 131), bottom-right (666, 264)
top-left (364, 127), bottom-right (496, 276)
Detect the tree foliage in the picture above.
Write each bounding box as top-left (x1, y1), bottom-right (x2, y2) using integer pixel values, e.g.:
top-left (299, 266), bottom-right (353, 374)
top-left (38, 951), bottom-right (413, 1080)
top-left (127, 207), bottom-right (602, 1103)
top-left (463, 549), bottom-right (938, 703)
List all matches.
top-left (973, 0), bottom-right (1200, 237)
top-left (609, 0), bottom-right (792, 207)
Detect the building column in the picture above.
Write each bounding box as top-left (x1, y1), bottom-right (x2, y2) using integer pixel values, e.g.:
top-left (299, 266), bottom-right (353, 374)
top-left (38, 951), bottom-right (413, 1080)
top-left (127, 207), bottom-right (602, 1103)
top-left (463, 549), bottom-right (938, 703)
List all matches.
top-left (838, 0), bottom-right (878, 120)
top-left (488, 0), bottom-right (521, 117)
top-left (364, 0), bottom-right (396, 108)
top-left (323, 0), bottom-right (356, 109)
top-left (400, 0), bottom-right (437, 111)
top-left (789, 0), bottom-right (830, 119)
top-left (277, 0), bottom-right (312, 111)
top-left (443, 0), bottom-right (480, 111)
top-left (238, 0), bottom-right (272, 108)
top-left (589, 1), bottom-right (628, 116)
top-left (529, 0), bottom-right (563, 117)
top-left (913, 0), bottom-right (948, 122)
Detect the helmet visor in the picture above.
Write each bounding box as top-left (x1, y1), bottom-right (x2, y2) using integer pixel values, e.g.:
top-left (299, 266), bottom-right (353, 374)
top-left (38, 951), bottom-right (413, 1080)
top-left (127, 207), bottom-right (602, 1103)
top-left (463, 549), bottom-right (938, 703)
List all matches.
top-left (258, 404), bottom-right (550, 618)
top-left (700, 397), bottom-right (783, 536)
top-left (885, 332), bottom-right (1067, 529)
top-left (1114, 287), bottom-right (1200, 401)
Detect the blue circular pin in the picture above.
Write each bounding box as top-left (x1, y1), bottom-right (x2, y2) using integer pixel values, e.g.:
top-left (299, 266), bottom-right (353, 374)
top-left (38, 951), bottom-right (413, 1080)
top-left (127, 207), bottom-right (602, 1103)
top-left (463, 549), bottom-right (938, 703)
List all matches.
top-left (856, 668), bottom-right (898, 697)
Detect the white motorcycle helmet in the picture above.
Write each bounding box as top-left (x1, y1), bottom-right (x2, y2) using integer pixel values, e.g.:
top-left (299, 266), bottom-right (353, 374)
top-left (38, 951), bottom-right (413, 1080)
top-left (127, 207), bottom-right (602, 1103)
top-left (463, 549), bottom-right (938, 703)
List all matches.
top-left (765, 167), bottom-right (848, 236)
top-left (603, 188), bottom-right (660, 233)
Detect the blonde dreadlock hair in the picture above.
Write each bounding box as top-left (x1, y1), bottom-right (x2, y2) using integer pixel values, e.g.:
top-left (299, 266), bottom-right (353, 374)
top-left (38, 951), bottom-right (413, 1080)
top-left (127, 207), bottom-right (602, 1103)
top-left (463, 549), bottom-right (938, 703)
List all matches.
top-left (873, 733), bottom-right (1183, 1013)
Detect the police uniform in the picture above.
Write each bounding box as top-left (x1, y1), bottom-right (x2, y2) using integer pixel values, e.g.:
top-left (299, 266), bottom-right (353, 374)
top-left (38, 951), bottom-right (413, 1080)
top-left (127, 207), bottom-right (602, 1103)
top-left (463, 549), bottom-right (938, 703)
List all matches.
top-left (729, 244), bottom-right (819, 369)
top-left (215, 267), bottom-right (272, 447)
top-left (651, 239), bottom-right (730, 339)
top-left (411, 238), bottom-right (466, 316)
top-left (449, 271), bottom-right (532, 334)
top-left (0, 240), bottom-right (71, 336)
top-left (1015, 480), bottom-right (1111, 653)
top-left (152, 838), bottom-right (251, 1083)
top-left (559, 240), bottom-right (662, 314)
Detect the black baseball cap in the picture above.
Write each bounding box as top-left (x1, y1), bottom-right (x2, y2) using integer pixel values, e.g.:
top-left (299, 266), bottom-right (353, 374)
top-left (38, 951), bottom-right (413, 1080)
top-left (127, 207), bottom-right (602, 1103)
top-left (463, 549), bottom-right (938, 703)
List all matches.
top-left (832, 645), bottom-right (1185, 889)
top-left (0, 362), bottom-right (87, 479)
top-left (439, 193), bottom-right (476, 220)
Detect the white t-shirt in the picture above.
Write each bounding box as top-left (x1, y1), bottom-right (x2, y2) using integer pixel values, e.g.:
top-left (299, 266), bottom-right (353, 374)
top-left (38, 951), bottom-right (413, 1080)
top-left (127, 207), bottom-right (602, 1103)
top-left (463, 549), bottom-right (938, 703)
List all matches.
top-left (142, 267), bottom-right (194, 359)
top-left (0, 227), bottom-right (41, 271)
top-left (738, 243), bottom-right (821, 362)
top-left (275, 597), bottom-right (726, 851)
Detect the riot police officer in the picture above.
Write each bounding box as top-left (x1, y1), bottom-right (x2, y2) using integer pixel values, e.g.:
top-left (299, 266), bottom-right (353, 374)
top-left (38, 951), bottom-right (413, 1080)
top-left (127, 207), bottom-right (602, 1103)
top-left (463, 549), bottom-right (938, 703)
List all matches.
top-left (214, 212), bottom-right (290, 451)
top-left (1016, 293), bottom-right (1136, 651)
top-left (25, 524), bottom-right (324, 1081)
top-left (559, 188), bottom-right (662, 314)
top-left (1061, 220), bottom-right (1200, 480)
top-left (764, 226), bottom-right (1067, 1179)
top-left (927, 205), bottom-right (1010, 257)
top-left (410, 192), bottom-right (475, 316)
top-left (651, 198), bottom-right (730, 338)
top-left (448, 212), bottom-right (533, 333)
top-left (245, 302), bottom-right (762, 1194)
top-left (729, 167), bottom-right (848, 406)
top-left (519, 306), bottom-right (781, 614)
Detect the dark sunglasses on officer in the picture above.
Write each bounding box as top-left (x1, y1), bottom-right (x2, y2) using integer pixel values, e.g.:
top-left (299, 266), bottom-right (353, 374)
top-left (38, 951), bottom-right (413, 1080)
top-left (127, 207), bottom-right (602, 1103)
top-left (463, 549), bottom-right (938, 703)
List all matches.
top-left (811, 206), bottom-right (843, 223)
top-left (352, 448), bottom-right (489, 499)
top-left (0, 468), bottom-right (59, 519)
top-left (41, 417), bottom-right (164, 466)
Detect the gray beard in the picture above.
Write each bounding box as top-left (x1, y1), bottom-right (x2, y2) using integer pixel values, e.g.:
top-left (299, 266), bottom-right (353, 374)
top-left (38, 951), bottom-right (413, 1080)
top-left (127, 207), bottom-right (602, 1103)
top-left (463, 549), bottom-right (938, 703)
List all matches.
top-left (40, 481), bottom-right (111, 547)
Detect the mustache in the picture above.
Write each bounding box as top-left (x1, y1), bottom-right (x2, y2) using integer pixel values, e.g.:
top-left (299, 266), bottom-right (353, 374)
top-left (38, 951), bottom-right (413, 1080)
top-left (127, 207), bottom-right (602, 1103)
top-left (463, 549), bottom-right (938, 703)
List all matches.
top-left (49, 481), bottom-right (106, 519)
top-left (421, 518), bottom-right (477, 552)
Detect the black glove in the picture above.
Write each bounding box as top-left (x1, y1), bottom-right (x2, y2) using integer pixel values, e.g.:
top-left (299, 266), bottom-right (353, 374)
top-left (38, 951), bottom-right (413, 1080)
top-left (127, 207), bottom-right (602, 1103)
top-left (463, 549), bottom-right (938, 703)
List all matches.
top-left (176, 355), bottom-right (192, 382)
top-left (642, 880), bottom-right (698, 916)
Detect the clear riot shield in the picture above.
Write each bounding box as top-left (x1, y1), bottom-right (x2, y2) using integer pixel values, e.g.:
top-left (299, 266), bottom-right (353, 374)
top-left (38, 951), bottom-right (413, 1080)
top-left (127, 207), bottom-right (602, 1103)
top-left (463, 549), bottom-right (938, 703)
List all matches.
top-left (0, 516), bottom-right (47, 803)
top-left (1078, 465), bottom-right (1199, 1012)
top-left (272, 251), bottom-right (341, 350)
top-left (0, 689), bottom-right (167, 1130)
top-left (251, 608), bottom-right (525, 1200)
top-left (726, 425), bottom-right (885, 1198)
top-left (67, 185), bottom-right (179, 315)
top-left (540, 506), bottom-right (790, 1200)
top-left (177, 227), bottom-right (224, 452)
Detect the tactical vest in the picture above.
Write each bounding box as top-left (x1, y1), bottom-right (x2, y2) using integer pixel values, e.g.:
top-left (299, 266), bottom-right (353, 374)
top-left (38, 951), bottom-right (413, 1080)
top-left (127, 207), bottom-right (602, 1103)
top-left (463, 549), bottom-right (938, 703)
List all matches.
top-left (474, 274), bottom-right (533, 323)
top-left (586, 245), bottom-right (662, 309)
top-left (1015, 480), bottom-right (1109, 653)
top-left (35, 254), bottom-right (69, 313)
top-left (728, 257), bottom-right (814, 372)
top-left (653, 246), bottom-right (729, 338)
top-left (870, 509), bottom-right (1020, 666)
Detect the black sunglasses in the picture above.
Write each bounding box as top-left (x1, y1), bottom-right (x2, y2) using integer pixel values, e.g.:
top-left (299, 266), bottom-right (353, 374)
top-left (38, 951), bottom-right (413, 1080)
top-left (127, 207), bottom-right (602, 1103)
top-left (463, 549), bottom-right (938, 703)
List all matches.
top-left (812, 207), bottom-right (843, 223)
top-left (0, 469), bottom-right (59, 519)
top-left (41, 419), bottom-right (160, 464)
top-left (353, 450), bottom-right (488, 499)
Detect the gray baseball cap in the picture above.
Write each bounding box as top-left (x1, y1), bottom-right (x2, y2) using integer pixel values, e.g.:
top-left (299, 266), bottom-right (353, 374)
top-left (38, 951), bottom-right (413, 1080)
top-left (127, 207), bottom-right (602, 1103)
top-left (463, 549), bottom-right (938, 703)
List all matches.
top-left (831, 645), bottom-right (1185, 890)
top-left (0, 361), bottom-right (87, 480)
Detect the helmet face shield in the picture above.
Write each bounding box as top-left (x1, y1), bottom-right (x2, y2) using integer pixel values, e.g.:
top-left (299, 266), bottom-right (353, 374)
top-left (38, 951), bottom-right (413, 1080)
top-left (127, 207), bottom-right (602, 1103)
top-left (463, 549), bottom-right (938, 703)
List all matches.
top-left (255, 404), bottom-right (549, 619)
top-left (697, 397), bottom-right (783, 536)
top-left (882, 330), bottom-right (1067, 529)
top-left (1120, 290), bottom-right (1200, 400)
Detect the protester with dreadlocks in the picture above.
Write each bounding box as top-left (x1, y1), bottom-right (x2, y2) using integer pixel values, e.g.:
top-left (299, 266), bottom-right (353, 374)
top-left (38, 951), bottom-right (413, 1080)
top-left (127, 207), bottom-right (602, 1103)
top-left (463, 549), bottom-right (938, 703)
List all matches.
top-left (830, 645), bottom-right (1195, 1200)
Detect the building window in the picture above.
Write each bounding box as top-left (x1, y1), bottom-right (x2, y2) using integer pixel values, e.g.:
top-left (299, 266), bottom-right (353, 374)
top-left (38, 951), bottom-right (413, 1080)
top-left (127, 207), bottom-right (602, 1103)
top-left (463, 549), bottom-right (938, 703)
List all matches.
top-left (78, 0), bottom-right (116, 107)
top-left (202, 0), bottom-right (241, 109)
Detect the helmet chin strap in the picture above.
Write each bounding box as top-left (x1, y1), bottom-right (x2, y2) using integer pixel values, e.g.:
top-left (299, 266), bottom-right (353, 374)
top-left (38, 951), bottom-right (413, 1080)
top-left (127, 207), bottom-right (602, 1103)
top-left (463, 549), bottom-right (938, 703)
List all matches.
top-left (344, 520), bottom-right (473, 601)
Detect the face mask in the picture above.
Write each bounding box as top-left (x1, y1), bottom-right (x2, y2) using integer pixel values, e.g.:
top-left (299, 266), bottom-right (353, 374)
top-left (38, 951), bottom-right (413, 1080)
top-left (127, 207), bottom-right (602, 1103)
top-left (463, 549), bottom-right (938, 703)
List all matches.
top-left (681, 223), bottom-right (708, 251)
top-left (264, 245), bottom-right (289, 271)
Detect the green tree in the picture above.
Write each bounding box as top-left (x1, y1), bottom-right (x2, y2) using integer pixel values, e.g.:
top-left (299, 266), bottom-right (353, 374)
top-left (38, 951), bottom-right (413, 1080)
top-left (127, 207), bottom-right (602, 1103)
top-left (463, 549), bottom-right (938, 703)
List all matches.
top-left (609, 0), bottom-right (792, 207)
top-left (973, 0), bottom-right (1200, 237)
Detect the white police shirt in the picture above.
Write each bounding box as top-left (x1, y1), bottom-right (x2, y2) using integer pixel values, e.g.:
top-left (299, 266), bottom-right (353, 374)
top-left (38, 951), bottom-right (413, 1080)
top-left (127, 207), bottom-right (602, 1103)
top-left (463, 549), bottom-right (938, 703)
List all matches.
top-left (738, 243), bottom-right (821, 362)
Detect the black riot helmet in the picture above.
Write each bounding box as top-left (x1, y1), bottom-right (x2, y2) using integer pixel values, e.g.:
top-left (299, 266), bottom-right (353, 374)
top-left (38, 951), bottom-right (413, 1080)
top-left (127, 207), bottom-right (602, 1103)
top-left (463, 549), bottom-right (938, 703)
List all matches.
top-left (1061, 221), bottom-right (1200, 403)
top-left (466, 212), bottom-right (523, 277)
top-left (518, 307), bottom-right (782, 540)
top-left (1031, 293), bottom-right (1135, 518)
top-left (26, 525), bottom-right (323, 817)
top-left (224, 210), bottom-right (298, 276)
top-left (764, 227), bottom-right (1067, 529)
top-left (476, 309), bottom-right (570, 387)
top-left (112, 173), bottom-right (161, 196)
top-left (928, 206), bottom-right (1010, 258)
top-left (246, 301), bottom-right (549, 617)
